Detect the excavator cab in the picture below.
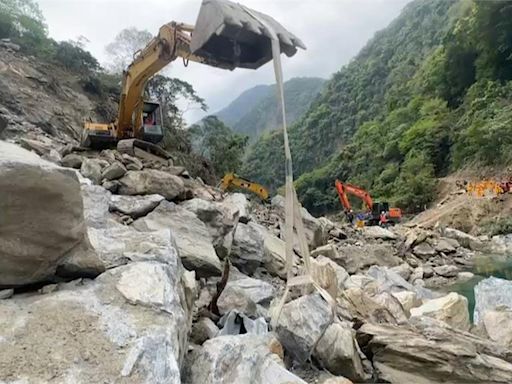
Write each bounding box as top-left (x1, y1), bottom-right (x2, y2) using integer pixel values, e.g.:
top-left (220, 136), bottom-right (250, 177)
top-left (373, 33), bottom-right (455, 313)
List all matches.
top-left (141, 101), bottom-right (163, 144)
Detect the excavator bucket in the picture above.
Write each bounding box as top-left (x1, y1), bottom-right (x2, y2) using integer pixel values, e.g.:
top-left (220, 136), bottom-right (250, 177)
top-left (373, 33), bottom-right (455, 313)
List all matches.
top-left (191, 0), bottom-right (305, 69)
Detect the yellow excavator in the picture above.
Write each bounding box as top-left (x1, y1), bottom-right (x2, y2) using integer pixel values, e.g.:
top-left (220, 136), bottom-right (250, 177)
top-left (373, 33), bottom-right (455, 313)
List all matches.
top-left (221, 172), bottom-right (269, 200)
top-left (82, 0), bottom-right (305, 157)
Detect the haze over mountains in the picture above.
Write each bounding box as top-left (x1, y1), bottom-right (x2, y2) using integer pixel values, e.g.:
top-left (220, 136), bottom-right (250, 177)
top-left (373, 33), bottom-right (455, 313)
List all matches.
top-left (212, 77), bottom-right (325, 140)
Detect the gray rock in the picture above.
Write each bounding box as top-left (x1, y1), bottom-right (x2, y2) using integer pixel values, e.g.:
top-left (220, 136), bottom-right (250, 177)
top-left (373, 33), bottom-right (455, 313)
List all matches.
top-left (217, 287), bottom-right (257, 316)
top-left (181, 198), bottom-right (239, 258)
top-left (312, 255), bottom-right (350, 295)
top-left (133, 201), bottom-right (222, 277)
top-left (61, 153), bottom-right (83, 169)
top-left (118, 170), bottom-right (185, 200)
top-left (367, 266), bottom-right (434, 299)
top-left (391, 291), bottom-right (422, 314)
top-left (102, 179), bottom-right (120, 193)
top-left (222, 276), bottom-right (276, 305)
top-left (311, 243), bottom-right (339, 259)
top-left (474, 277), bottom-right (512, 324)
top-left (0, 289), bottom-right (14, 299)
top-left (190, 317), bottom-right (219, 345)
top-left (275, 293), bottom-right (333, 363)
top-left (109, 194), bottom-right (164, 219)
top-left (435, 238), bottom-right (456, 253)
top-left (315, 322), bottom-right (366, 381)
top-left (0, 259), bottom-right (194, 383)
top-left (443, 227), bottom-right (483, 251)
top-left (362, 226), bottom-right (398, 240)
top-left (101, 161), bottom-right (127, 181)
top-left (390, 263), bottom-right (412, 281)
top-left (80, 158), bottom-right (104, 184)
top-left (481, 308), bottom-right (512, 346)
top-left (358, 316), bottom-right (512, 384)
top-left (433, 264), bottom-right (459, 277)
top-left (122, 153), bottom-right (144, 171)
top-left (81, 184), bottom-right (112, 229)
top-left (0, 141), bottom-right (96, 286)
top-left (412, 242), bottom-right (436, 258)
top-left (231, 222), bottom-right (264, 274)
top-left (410, 292), bottom-right (470, 331)
top-left (334, 244), bottom-right (401, 274)
top-left (184, 334), bottom-right (306, 384)
top-left (222, 193), bottom-right (250, 223)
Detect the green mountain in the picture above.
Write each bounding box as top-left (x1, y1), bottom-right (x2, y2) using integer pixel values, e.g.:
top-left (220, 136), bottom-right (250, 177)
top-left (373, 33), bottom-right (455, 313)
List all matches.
top-left (242, 0), bottom-right (512, 215)
top-left (214, 85), bottom-right (270, 128)
top-left (214, 77), bottom-right (325, 140)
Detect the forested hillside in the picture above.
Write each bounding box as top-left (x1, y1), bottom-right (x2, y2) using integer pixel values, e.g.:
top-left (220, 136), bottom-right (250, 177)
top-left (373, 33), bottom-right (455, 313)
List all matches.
top-left (214, 77), bottom-right (325, 140)
top-left (243, 0), bottom-right (512, 215)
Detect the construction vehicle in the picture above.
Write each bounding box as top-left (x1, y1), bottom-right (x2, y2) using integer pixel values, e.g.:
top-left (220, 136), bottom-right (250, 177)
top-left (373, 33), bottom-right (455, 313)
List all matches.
top-left (82, 0), bottom-right (305, 156)
top-left (335, 179), bottom-right (402, 225)
top-left (220, 172), bottom-right (269, 201)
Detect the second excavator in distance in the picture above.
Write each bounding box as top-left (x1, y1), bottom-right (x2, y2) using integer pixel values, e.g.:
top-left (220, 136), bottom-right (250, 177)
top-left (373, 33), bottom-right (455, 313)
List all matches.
top-left (82, 0), bottom-right (305, 157)
top-left (335, 179), bottom-right (402, 226)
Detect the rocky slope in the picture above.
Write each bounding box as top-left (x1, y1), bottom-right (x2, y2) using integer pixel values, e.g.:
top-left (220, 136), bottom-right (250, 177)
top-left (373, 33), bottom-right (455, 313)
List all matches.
top-left (2, 31), bottom-right (512, 384)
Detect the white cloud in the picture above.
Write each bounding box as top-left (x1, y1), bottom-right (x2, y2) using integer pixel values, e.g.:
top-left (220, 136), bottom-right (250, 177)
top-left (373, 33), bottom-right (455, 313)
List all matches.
top-left (38, 0), bottom-right (410, 123)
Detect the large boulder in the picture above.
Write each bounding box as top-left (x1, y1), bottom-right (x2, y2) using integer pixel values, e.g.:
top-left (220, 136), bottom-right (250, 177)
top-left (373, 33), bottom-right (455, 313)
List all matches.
top-left (118, 169), bottom-right (185, 200)
top-left (80, 158), bottom-right (106, 184)
top-left (0, 141), bottom-right (99, 286)
top-left (410, 292), bottom-right (470, 331)
top-left (0, 259), bottom-right (196, 383)
top-left (358, 316), bottom-right (512, 384)
top-left (334, 244), bottom-right (401, 274)
top-left (133, 201), bottom-right (222, 277)
top-left (231, 222), bottom-right (264, 274)
top-left (275, 293), bottom-right (333, 363)
top-left (271, 195), bottom-right (327, 249)
top-left (412, 242), bottom-right (436, 259)
top-left (222, 193), bottom-right (250, 223)
top-left (474, 277), bottom-right (512, 324)
top-left (109, 194), bottom-right (164, 219)
top-left (442, 227), bottom-right (483, 251)
top-left (481, 308), bottom-right (512, 346)
top-left (315, 322), bottom-right (366, 381)
top-left (183, 334), bottom-right (306, 384)
top-left (362, 226), bottom-right (397, 240)
top-left (180, 198), bottom-right (239, 258)
top-left (101, 160), bottom-right (126, 181)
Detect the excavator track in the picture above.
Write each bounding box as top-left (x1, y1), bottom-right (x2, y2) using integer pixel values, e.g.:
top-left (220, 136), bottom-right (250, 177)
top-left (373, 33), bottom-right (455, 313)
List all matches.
top-left (117, 139), bottom-right (173, 160)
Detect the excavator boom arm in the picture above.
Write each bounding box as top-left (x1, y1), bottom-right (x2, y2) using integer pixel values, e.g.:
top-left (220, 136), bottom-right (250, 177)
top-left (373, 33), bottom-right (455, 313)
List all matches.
top-left (335, 179), bottom-right (373, 211)
top-left (116, 22), bottom-right (233, 139)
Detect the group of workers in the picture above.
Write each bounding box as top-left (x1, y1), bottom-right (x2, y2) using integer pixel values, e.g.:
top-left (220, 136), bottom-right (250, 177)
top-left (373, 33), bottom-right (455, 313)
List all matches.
top-left (458, 179), bottom-right (512, 197)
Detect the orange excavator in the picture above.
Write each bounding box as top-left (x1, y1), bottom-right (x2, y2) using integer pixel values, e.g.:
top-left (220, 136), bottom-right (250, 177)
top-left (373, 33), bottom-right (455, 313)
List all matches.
top-left (335, 180), bottom-right (402, 225)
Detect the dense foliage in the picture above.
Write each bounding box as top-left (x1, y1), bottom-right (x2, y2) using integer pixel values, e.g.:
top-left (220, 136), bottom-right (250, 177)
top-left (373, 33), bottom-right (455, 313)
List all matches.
top-left (244, 0), bottom-right (512, 215)
top-left (214, 77), bottom-right (325, 141)
top-left (188, 116), bottom-right (249, 179)
top-left (0, 0), bottom-right (99, 73)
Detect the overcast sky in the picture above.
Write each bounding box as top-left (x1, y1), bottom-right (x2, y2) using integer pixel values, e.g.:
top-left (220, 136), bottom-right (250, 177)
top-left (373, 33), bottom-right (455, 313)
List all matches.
top-left (38, 0), bottom-right (410, 123)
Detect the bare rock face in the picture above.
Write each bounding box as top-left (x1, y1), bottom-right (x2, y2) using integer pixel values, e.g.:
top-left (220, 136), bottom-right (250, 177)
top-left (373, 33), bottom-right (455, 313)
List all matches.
top-left (0, 141), bottom-right (100, 286)
top-left (357, 316), bottom-right (512, 384)
top-left (118, 169), bottom-right (185, 200)
top-left (0, 259), bottom-right (195, 383)
top-left (183, 334), bottom-right (306, 384)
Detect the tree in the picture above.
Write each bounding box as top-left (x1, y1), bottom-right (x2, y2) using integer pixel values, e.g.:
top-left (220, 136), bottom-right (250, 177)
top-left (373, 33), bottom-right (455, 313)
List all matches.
top-left (0, 0), bottom-right (49, 54)
top-left (105, 27), bottom-right (153, 73)
top-left (189, 116), bottom-right (248, 178)
top-left (54, 40), bottom-right (99, 73)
